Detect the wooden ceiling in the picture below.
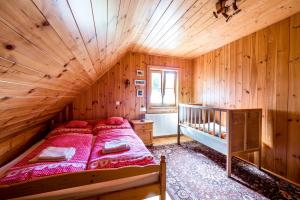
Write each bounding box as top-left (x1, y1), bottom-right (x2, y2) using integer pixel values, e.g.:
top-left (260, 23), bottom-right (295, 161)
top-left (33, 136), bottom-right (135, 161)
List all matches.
top-left (0, 0), bottom-right (300, 139)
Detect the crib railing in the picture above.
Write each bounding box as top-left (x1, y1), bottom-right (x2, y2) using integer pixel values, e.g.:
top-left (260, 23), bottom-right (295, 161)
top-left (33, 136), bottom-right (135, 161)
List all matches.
top-left (178, 104), bottom-right (229, 139)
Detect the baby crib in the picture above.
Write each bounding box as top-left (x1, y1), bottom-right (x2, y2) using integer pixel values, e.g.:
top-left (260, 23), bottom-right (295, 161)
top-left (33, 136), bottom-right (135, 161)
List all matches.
top-left (177, 104), bottom-right (262, 177)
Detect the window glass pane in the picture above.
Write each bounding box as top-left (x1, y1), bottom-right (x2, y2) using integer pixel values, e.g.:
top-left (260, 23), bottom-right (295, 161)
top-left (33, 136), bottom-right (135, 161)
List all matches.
top-left (151, 89), bottom-right (162, 104)
top-left (151, 72), bottom-right (161, 89)
top-left (151, 72), bottom-right (162, 104)
top-left (164, 88), bottom-right (175, 105)
top-left (165, 72), bottom-right (175, 89)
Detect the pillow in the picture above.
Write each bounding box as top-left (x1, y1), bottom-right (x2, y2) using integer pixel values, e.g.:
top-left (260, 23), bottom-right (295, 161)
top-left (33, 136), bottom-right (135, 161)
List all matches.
top-left (106, 117), bottom-right (124, 125)
top-left (65, 120), bottom-right (88, 128)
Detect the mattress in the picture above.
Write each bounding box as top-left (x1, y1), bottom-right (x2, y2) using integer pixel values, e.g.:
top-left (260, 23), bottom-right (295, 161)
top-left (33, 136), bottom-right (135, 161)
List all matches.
top-left (0, 133), bottom-right (93, 185)
top-left (88, 129), bottom-right (156, 169)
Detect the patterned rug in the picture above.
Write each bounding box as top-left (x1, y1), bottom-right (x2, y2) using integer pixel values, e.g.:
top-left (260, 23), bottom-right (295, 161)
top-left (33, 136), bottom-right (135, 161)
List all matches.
top-left (148, 141), bottom-right (300, 200)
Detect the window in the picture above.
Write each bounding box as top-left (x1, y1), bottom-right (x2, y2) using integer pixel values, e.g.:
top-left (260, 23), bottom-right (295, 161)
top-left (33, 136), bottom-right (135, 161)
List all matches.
top-left (148, 67), bottom-right (178, 109)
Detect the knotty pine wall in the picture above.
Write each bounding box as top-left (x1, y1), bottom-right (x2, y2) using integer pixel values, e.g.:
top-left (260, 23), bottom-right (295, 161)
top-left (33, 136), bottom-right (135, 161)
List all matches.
top-left (192, 12), bottom-right (300, 184)
top-left (72, 52), bottom-right (192, 120)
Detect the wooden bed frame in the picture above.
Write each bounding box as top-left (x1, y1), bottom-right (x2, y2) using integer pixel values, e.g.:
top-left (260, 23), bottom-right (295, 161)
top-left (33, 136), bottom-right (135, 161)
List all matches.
top-left (177, 104), bottom-right (262, 177)
top-left (0, 156), bottom-right (166, 200)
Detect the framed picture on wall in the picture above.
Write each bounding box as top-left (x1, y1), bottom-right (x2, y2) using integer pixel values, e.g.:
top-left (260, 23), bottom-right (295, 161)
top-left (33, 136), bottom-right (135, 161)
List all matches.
top-left (134, 80), bottom-right (145, 85)
top-left (137, 70), bottom-right (144, 77)
top-left (137, 89), bottom-right (143, 97)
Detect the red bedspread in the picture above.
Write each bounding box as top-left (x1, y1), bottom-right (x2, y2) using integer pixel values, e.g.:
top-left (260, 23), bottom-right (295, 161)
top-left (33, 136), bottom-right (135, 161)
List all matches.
top-left (93, 119), bottom-right (131, 132)
top-left (47, 124), bottom-right (93, 137)
top-left (0, 134), bottom-right (93, 185)
top-left (88, 129), bottom-right (155, 169)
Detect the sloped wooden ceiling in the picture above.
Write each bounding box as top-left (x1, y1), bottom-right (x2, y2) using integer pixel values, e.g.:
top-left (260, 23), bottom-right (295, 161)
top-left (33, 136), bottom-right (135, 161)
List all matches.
top-left (0, 0), bottom-right (300, 141)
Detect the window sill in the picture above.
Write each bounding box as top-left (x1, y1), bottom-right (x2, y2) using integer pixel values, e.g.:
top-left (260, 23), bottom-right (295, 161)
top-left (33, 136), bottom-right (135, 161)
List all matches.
top-left (147, 107), bottom-right (178, 114)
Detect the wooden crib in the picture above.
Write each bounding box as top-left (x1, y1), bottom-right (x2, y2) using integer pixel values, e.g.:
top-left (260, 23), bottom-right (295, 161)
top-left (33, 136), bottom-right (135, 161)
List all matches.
top-left (177, 104), bottom-right (262, 177)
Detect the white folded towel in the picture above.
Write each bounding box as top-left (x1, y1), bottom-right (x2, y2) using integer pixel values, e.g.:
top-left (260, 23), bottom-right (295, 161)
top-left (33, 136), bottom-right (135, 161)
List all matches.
top-left (29, 147), bottom-right (76, 163)
top-left (102, 140), bottom-right (130, 154)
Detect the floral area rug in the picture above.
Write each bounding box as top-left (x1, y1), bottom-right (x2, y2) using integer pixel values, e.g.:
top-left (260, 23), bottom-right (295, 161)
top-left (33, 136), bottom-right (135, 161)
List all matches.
top-left (148, 141), bottom-right (300, 200)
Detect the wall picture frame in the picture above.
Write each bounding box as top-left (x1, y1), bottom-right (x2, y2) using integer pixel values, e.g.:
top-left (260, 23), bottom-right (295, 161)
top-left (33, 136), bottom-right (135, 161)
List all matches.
top-left (137, 89), bottom-right (143, 97)
top-left (137, 70), bottom-right (144, 77)
top-left (134, 80), bottom-right (145, 85)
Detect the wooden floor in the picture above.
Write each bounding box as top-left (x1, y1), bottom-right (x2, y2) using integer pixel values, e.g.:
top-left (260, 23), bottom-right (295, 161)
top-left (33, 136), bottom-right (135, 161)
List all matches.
top-left (153, 135), bottom-right (192, 146)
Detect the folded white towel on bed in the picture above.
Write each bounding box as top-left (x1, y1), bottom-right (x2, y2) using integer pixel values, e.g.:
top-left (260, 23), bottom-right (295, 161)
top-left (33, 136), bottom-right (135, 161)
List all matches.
top-left (102, 140), bottom-right (130, 154)
top-left (29, 147), bottom-right (76, 163)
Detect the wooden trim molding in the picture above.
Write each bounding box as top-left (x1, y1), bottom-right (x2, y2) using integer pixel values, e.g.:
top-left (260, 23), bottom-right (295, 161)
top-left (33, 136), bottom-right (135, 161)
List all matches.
top-left (147, 65), bottom-right (180, 114)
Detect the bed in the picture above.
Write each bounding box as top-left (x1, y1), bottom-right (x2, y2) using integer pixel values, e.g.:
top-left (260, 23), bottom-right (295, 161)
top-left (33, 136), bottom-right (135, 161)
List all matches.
top-left (89, 128), bottom-right (156, 170)
top-left (177, 104), bottom-right (262, 177)
top-left (0, 119), bottom-right (166, 200)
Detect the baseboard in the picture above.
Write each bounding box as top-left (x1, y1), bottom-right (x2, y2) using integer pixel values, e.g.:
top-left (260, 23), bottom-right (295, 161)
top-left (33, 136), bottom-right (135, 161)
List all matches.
top-left (153, 133), bottom-right (182, 138)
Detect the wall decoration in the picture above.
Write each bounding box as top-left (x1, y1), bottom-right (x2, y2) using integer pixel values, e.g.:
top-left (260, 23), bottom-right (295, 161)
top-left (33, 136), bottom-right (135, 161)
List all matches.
top-left (137, 70), bottom-right (144, 76)
top-left (134, 80), bottom-right (145, 85)
top-left (124, 79), bottom-right (130, 88)
top-left (137, 89), bottom-right (143, 97)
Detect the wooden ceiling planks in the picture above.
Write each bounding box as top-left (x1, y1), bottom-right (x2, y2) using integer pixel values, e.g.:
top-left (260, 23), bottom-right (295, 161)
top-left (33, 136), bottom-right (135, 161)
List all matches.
top-left (33, 0), bottom-right (98, 79)
top-left (0, 0), bottom-right (299, 156)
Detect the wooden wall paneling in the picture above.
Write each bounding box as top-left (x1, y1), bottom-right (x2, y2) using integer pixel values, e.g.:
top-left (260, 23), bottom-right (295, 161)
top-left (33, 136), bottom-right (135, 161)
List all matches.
top-left (264, 23), bottom-right (277, 172)
top-left (287, 13), bottom-right (300, 184)
top-left (110, 0), bottom-right (131, 61)
top-left (242, 35), bottom-right (251, 109)
top-left (250, 33), bottom-right (258, 109)
top-left (213, 49), bottom-right (220, 107)
top-left (275, 18), bottom-right (290, 177)
top-left (132, 0), bottom-right (173, 51)
top-left (0, 59), bottom-right (79, 94)
top-left (192, 57), bottom-right (202, 103)
top-left (219, 46), bottom-right (226, 108)
top-left (0, 20), bottom-right (91, 93)
top-left (235, 40), bottom-right (243, 109)
top-left (106, 0), bottom-right (121, 67)
top-left (147, 0), bottom-right (205, 54)
top-left (0, 124), bottom-right (47, 166)
top-left (138, 0), bottom-right (190, 52)
top-left (192, 13), bottom-right (300, 184)
top-left (256, 27), bottom-right (268, 169)
top-left (0, 0), bottom-right (95, 83)
top-left (155, 0), bottom-right (215, 56)
top-left (72, 52), bottom-right (192, 120)
top-left (228, 44), bottom-right (235, 108)
top-left (177, 0), bottom-right (300, 58)
top-left (67, 0), bottom-right (101, 74)
top-left (33, 0), bottom-right (97, 79)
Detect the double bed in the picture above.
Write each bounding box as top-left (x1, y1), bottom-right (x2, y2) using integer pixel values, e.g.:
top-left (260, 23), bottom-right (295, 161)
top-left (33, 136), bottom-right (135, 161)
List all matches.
top-left (0, 118), bottom-right (166, 200)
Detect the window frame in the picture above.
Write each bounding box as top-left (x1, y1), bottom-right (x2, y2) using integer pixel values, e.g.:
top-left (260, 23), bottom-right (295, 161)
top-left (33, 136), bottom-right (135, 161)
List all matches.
top-left (147, 65), bottom-right (179, 113)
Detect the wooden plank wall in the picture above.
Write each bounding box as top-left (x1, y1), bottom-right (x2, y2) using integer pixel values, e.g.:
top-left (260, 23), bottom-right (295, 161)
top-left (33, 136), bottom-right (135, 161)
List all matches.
top-left (72, 52), bottom-right (192, 120)
top-left (192, 12), bottom-right (300, 184)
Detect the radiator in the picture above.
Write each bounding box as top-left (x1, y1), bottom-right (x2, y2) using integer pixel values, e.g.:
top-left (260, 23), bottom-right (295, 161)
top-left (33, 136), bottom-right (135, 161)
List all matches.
top-left (145, 113), bottom-right (178, 136)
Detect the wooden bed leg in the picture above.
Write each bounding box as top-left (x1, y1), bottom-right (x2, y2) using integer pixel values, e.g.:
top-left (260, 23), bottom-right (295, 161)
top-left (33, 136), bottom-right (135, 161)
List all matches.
top-left (160, 156), bottom-right (166, 200)
top-left (177, 125), bottom-right (181, 145)
top-left (226, 155), bottom-right (232, 177)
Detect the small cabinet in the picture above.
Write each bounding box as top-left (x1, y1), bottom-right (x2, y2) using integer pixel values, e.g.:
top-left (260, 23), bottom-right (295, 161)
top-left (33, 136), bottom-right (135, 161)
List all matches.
top-left (131, 120), bottom-right (153, 146)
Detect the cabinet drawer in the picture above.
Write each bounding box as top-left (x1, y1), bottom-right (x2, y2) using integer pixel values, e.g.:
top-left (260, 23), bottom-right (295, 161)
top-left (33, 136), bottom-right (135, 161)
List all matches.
top-left (134, 123), bottom-right (152, 130)
top-left (137, 130), bottom-right (152, 145)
